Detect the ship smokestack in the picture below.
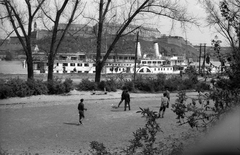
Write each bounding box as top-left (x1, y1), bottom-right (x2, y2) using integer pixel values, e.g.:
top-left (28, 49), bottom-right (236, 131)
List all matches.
top-left (137, 42), bottom-right (142, 58)
top-left (154, 42), bottom-right (162, 58)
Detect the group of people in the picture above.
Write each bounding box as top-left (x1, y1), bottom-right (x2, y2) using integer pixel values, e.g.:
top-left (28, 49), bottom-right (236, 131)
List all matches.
top-left (117, 89), bottom-right (131, 111)
top-left (77, 88), bottom-right (170, 125)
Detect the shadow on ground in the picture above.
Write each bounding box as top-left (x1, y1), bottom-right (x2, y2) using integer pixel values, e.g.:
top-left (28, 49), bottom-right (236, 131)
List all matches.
top-left (63, 122), bottom-right (80, 126)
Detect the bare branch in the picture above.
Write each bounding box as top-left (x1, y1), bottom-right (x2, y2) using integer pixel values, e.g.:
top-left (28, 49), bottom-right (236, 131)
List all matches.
top-left (54, 0), bottom-right (81, 56)
top-left (120, 25), bottom-right (141, 37)
top-left (200, 0), bottom-right (239, 48)
top-left (32, 0), bottom-right (46, 18)
top-left (0, 29), bottom-right (14, 46)
top-left (102, 0), bottom-right (111, 21)
top-left (40, 1), bottom-right (55, 22)
top-left (2, 0), bottom-right (28, 53)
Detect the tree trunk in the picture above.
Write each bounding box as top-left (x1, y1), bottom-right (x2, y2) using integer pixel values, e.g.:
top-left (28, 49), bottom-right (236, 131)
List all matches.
top-left (95, 62), bottom-right (103, 83)
top-left (26, 56), bottom-right (34, 80)
top-left (94, 0), bottom-right (104, 83)
top-left (47, 54), bottom-right (54, 81)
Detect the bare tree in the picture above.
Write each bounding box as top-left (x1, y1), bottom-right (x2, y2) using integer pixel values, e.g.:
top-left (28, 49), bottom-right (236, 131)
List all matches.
top-left (91, 0), bottom-right (198, 82)
top-left (199, 0), bottom-right (240, 49)
top-left (0, 0), bottom-right (46, 79)
top-left (39, 0), bottom-right (84, 81)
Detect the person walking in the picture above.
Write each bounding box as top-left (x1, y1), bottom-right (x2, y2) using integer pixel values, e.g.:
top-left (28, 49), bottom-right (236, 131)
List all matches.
top-left (158, 92), bottom-right (169, 118)
top-left (78, 98), bottom-right (87, 125)
top-left (118, 89), bottom-right (126, 108)
top-left (124, 90), bottom-right (131, 111)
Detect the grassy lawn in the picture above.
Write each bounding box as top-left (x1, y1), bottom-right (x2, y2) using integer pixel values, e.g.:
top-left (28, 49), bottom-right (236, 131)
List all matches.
top-left (0, 92), bottom-right (194, 154)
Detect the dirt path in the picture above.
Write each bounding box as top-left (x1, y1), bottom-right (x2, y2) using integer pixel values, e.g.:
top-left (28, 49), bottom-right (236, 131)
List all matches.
top-left (2, 91), bottom-right (238, 154)
top-left (0, 91), bottom-right (195, 154)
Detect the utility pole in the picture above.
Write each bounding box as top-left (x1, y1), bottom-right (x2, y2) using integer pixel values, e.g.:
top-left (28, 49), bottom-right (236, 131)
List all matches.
top-left (134, 31), bottom-right (139, 82)
top-left (202, 43), bottom-right (206, 75)
top-left (198, 43), bottom-right (202, 75)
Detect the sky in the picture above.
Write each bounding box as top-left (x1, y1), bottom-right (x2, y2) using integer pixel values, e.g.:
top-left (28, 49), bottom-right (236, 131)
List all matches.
top-left (152, 0), bottom-right (227, 46)
top-left (0, 0), bottom-right (228, 46)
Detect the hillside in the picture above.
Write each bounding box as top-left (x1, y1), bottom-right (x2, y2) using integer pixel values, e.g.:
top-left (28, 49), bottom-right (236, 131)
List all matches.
top-left (39, 35), bottom-right (199, 60)
top-left (2, 35), bottom-right (200, 60)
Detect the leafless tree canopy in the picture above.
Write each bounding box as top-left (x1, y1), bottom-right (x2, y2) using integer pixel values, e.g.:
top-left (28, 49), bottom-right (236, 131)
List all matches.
top-left (1, 0), bottom-right (199, 82)
top-left (0, 0), bottom-right (84, 80)
top-left (90, 0), bottom-right (199, 82)
top-left (0, 0), bottom-right (46, 79)
top-left (199, 0), bottom-right (240, 48)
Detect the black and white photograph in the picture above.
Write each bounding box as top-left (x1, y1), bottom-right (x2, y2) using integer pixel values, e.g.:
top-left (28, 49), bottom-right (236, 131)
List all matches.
top-left (0, 0), bottom-right (239, 154)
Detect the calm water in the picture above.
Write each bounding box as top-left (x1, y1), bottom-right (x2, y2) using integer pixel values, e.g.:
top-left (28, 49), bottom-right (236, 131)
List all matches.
top-left (0, 61), bottom-right (27, 74)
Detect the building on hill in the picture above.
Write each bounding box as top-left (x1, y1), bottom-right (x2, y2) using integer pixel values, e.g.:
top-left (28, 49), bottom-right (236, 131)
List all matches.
top-left (94, 22), bottom-right (161, 40)
top-left (158, 35), bottom-right (193, 47)
top-left (32, 29), bottom-right (51, 40)
top-left (57, 23), bottom-right (94, 38)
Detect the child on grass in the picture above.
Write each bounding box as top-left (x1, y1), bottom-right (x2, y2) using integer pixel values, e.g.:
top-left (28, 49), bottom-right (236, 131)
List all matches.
top-left (158, 92), bottom-right (169, 118)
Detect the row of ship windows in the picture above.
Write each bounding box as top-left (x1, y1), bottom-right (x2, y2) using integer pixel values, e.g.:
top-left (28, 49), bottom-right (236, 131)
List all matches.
top-left (56, 63), bottom-right (95, 67)
top-left (154, 68), bottom-right (173, 71)
top-left (60, 56), bottom-right (135, 60)
top-left (56, 63), bottom-right (132, 67)
top-left (108, 56), bottom-right (135, 60)
top-left (56, 70), bottom-right (93, 73)
top-left (141, 60), bottom-right (183, 65)
top-left (106, 63), bottom-right (132, 66)
top-left (141, 61), bottom-right (165, 64)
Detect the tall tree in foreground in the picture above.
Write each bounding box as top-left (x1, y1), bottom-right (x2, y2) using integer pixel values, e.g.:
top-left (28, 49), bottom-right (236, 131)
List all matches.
top-left (92, 0), bottom-right (198, 82)
top-left (200, 0), bottom-right (240, 87)
top-left (39, 0), bottom-right (83, 81)
top-left (200, 0), bottom-right (240, 49)
top-left (0, 0), bottom-right (46, 79)
top-left (172, 0), bottom-right (240, 132)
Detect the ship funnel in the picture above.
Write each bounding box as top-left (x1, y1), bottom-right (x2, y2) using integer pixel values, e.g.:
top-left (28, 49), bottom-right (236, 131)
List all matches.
top-left (137, 42), bottom-right (142, 58)
top-left (154, 42), bottom-right (161, 58)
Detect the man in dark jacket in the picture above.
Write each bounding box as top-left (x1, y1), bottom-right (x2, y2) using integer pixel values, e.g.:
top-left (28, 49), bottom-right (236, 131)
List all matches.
top-left (124, 90), bottom-right (131, 111)
top-left (78, 99), bottom-right (87, 125)
top-left (118, 89), bottom-right (126, 108)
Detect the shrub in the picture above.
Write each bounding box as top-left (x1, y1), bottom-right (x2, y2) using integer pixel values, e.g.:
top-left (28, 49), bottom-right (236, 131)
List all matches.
top-left (77, 78), bottom-right (97, 91)
top-left (26, 79), bottom-right (48, 95)
top-left (63, 78), bottom-right (74, 93)
top-left (0, 77), bottom-right (74, 99)
top-left (153, 80), bottom-right (165, 92)
top-left (181, 78), bottom-right (196, 90)
top-left (134, 76), bottom-right (155, 92)
top-left (0, 83), bottom-right (14, 99)
top-left (89, 141), bottom-right (110, 155)
top-left (46, 77), bottom-right (66, 94)
top-left (105, 79), bottom-right (117, 92)
top-left (126, 108), bottom-right (162, 154)
top-left (165, 76), bottom-right (183, 91)
top-left (5, 51), bottom-right (13, 61)
top-left (195, 81), bottom-right (210, 92)
top-left (123, 80), bottom-right (134, 92)
top-left (98, 79), bottom-right (117, 92)
top-left (6, 78), bottom-right (32, 97)
top-left (156, 73), bottom-right (166, 82)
